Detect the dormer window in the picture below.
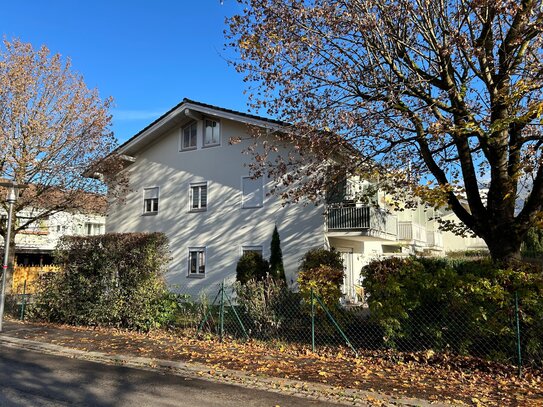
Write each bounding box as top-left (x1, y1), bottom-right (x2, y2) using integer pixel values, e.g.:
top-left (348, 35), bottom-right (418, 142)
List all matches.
top-left (204, 119), bottom-right (220, 147)
top-left (182, 121), bottom-right (197, 150)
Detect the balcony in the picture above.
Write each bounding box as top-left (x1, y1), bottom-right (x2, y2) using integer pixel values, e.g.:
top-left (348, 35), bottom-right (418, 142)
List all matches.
top-left (398, 221), bottom-right (427, 244)
top-left (326, 205), bottom-right (397, 240)
top-left (426, 230), bottom-right (444, 249)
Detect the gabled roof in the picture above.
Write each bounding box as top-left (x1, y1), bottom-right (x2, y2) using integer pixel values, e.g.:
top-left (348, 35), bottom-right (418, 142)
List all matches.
top-left (116, 98), bottom-right (289, 156)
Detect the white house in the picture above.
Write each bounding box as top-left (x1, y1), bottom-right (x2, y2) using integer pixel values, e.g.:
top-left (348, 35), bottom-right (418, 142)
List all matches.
top-left (1, 196), bottom-right (106, 266)
top-left (106, 99), bottom-right (326, 298)
top-left (106, 99), bottom-right (486, 301)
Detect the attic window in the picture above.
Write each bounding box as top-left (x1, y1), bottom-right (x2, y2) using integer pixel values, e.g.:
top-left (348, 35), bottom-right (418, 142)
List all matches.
top-left (204, 119), bottom-right (220, 147)
top-left (181, 122), bottom-right (197, 150)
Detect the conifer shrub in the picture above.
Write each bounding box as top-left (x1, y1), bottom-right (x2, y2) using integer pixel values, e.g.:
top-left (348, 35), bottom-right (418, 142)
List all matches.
top-left (269, 225), bottom-right (286, 281)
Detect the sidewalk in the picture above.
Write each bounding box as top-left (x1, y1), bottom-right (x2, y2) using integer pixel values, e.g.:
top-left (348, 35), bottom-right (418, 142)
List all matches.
top-left (0, 319), bottom-right (539, 406)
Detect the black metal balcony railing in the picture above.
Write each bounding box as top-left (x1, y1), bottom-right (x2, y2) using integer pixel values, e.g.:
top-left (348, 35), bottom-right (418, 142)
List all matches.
top-left (327, 206), bottom-right (371, 230)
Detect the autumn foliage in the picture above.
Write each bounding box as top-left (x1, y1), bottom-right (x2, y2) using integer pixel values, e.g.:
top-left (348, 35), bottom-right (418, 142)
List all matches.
top-left (227, 1), bottom-right (543, 262)
top-left (0, 38), bottom-right (121, 291)
top-left (297, 248), bottom-right (344, 307)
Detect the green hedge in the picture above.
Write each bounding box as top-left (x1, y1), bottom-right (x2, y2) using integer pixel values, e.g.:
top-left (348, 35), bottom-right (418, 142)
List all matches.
top-left (361, 257), bottom-right (543, 365)
top-left (29, 232), bottom-right (180, 331)
top-left (297, 248), bottom-right (344, 307)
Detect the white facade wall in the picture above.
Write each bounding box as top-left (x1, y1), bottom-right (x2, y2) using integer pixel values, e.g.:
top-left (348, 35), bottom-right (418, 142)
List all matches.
top-left (107, 118), bottom-right (325, 298)
top-left (439, 213), bottom-right (488, 252)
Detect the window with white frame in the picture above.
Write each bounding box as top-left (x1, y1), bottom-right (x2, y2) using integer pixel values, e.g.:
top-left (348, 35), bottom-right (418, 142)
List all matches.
top-left (204, 119), bottom-right (220, 146)
top-left (241, 246), bottom-right (263, 257)
top-left (85, 223), bottom-right (103, 236)
top-left (242, 176), bottom-right (263, 208)
top-left (181, 121), bottom-right (198, 150)
top-left (188, 247), bottom-right (206, 276)
top-left (143, 187), bottom-right (159, 214)
top-left (189, 182), bottom-right (207, 211)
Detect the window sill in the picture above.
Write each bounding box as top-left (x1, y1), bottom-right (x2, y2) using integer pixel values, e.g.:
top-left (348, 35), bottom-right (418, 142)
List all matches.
top-left (142, 212), bottom-right (158, 216)
top-left (241, 205), bottom-right (263, 209)
top-left (180, 147), bottom-right (197, 152)
top-left (202, 143), bottom-right (220, 148)
top-left (188, 208), bottom-right (207, 213)
top-left (187, 274), bottom-right (206, 279)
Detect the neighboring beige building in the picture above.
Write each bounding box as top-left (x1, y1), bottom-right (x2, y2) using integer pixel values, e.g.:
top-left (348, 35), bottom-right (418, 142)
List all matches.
top-left (1, 194), bottom-right (106, 266)
top-left (439, 211), bottom-right (488, 253)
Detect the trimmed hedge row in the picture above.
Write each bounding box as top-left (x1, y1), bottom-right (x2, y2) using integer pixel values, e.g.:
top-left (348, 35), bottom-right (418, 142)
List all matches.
top-left (29, 232), bottom-right (180, 331)
top-left (362, 257), bottom-right (543, 365)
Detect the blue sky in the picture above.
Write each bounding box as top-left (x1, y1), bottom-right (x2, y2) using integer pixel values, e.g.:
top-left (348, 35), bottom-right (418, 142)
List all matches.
top-left (1, 0), bottom-right (248, 144)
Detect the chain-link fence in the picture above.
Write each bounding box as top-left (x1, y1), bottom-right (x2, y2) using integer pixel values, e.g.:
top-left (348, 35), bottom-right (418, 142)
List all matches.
top-left (181, 281), bottom-right (542, 374)
top-left (12, 275), bottom-right (541, 374)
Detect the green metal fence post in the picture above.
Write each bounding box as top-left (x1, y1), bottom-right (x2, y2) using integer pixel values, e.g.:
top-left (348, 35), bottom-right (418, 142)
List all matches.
top-left (225, 293), bottom-right (249, 340)
top-left (515, 291), bottom-right (522, 377)
top-left (19, 280), bottom-right (27, 321)
top-left (197, 287), bottom-right (221, 336)
top-left (314, 293), bottom-right (358, 357)
top-left (219, 280), bottom-right (225, 342)
top-left (311, 287), bottom-right (315, 352)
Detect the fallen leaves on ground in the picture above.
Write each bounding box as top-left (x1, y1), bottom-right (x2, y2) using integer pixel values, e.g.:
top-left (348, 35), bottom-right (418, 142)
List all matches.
top-left (6, 319), bottom-right (542, 406)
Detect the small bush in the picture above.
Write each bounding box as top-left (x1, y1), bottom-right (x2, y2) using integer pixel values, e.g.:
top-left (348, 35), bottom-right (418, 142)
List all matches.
top-left (299, 248), bottom-right (343, 272)
top-left (29, 232), bottom-right (180, 331)
top-left (298, 265), bottom-right (344, 308)
top-left (298, 248), bottom-right (344, 308)
top-left (236, 252), bottom-right (270, 284)
top-left (235, 276), bottom-right (299, 338)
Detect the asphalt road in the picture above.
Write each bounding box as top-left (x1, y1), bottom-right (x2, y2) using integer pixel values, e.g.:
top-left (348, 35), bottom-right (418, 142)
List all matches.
top-left (0, 345), bottom-right (340, 407)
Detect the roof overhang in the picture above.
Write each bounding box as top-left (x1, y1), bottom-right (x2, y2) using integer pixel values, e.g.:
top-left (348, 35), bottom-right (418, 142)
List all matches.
top-left (116, 99), bottom-right (286, 156)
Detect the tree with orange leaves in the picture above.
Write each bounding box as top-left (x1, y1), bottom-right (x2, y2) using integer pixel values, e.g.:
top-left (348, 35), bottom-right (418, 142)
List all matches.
top-left (0, 38), bottom-right (119, 291)
top-left (227, 0), bottom-right (543, 263)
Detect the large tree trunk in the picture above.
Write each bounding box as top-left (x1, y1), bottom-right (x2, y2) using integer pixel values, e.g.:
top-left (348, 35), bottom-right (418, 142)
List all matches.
top-left (483, 225), bottom-right (524, 264)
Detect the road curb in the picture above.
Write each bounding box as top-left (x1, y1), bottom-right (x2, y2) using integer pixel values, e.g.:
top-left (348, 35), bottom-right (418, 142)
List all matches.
top-left (0, 334), bottom-right (448, 407)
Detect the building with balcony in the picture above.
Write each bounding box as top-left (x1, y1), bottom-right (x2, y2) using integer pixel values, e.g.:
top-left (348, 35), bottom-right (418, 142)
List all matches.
top-left (104, 99), bottom-right (486, 302)
top-left (1, 195), bottom-right (106, 266)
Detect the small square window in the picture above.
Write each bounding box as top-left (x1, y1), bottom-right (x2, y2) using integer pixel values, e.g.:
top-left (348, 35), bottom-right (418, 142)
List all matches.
top-left (242, 176), bottom-right (263, 208)
top-left (204, 119), bottom-right (220, 146)
top-left (190, 182), bottom-right (207, 211)
top-left (143, 187), bottom-right (159, 214)
top-left (182, 122), bottom-right (198, 150)
top-left (188, 247), bottom-right (206, 276)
